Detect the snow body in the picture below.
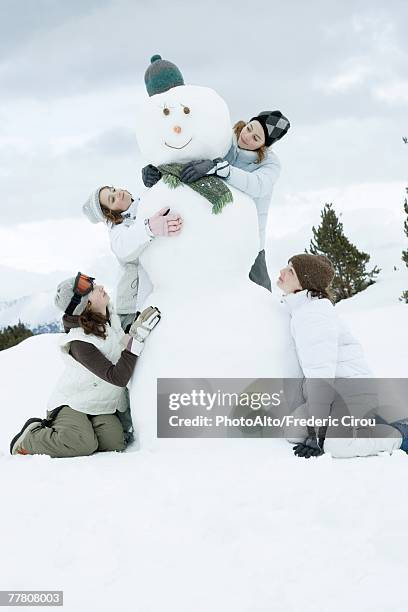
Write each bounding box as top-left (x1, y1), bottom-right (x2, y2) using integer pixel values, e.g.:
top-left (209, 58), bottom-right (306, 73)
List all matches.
top-left (131, 85), bottom-right (301, 447)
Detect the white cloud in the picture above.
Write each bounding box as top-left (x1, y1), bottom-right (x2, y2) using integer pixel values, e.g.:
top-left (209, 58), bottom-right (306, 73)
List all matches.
top-left (317, 59), bottom-right (373, 94)
top-left (374, 79), bottom-right (408, 104)
top-left (0, 84), bottom-right (144, 156)
top-left (0, 217), bottom-right (108, 273)
top-left (314, 11), bottom-right (407, 103)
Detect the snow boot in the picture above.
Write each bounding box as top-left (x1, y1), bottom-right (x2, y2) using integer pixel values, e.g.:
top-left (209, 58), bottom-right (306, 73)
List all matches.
top-left (391, 420), bottom-right (408, 453)
top-left (10, 418), bottom-right (44, 455)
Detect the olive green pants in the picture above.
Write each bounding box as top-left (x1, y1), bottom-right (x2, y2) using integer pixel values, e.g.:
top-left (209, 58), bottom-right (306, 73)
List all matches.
top-left (23, 406), bottom-right (126, 458)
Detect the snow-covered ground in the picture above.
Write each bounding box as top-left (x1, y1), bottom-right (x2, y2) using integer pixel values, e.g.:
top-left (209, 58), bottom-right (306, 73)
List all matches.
top-left (333, 268), bottom-right (408, 377)
top-left (1, 266), bottom-right (407, 611)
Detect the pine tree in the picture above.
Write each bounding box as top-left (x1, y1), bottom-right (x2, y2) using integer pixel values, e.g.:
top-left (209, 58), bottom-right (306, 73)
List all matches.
top-left (0, 321), bottom-right (33, 351)
top-left (401, 137), bottom-right (408, 303)
top-left (308, 203), bottom-right (380, 302)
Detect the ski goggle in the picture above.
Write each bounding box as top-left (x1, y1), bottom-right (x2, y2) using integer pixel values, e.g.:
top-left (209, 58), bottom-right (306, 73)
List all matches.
top-left (73, 272), bottom-right (95, 296)
top-left (65, 272), bottom-right (95, 315)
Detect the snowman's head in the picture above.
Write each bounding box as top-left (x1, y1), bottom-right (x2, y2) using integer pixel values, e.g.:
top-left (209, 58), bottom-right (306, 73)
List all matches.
top-left (136, 85), bottom-right (232, 166)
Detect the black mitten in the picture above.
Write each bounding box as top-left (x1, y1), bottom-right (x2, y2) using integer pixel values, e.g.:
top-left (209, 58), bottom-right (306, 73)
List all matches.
top-left (142, 164), bottom-right (162, 188)
top-left (293, 426), bottom-right (326, 459)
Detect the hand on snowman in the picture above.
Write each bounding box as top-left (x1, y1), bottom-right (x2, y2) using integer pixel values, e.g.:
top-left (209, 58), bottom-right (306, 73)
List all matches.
top-left (148, 207), bottom-right (183, 237)
top-left (142, 164), bottom-right (162, 188)
top-left (128, 306), bottom-right (161, 356)
top-left (180, 158), bottom-right (230, 184)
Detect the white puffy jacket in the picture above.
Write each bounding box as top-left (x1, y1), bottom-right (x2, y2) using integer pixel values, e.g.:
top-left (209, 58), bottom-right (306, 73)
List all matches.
top-left (47, 304), bottom-right (129, 416)
top-left (109, 198), bottom-right (154, 315)
top-left (281, 290), bottom-right (373, 420)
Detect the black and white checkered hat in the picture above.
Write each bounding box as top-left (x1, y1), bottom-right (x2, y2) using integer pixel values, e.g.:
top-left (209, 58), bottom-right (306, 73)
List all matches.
top-left (250, 111), bottom-right (290, 147)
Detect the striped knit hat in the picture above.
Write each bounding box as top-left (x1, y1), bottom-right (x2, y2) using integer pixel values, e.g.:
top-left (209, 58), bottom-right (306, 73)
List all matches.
top-left (288, 254), bottom-right (335, 291)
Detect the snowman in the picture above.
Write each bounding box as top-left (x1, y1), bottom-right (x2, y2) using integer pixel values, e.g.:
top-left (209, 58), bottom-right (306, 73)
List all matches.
top-left (130, 55), bottom-right (301, 448)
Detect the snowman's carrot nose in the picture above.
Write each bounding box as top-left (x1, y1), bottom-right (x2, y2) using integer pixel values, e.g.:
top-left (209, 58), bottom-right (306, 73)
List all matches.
top-left (173, 125), bottom-right (182, 134)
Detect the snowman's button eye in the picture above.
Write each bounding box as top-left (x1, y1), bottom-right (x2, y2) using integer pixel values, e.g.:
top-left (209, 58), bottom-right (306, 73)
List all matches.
top-left (183, 106), bottom-right (190, 115)
top-left (163, 107), bottom-right (170, 116)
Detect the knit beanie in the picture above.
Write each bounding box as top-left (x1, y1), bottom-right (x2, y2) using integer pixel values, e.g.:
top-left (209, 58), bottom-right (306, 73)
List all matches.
top-left (144, 54), bottom-right (184, 97)
top-left (288, 254), bottom-right (335, 291)
top-left (82, 186), bottom-right (107, 224)
top-left (54, 277), bottom-right (91, 316)
top-left (250, 111), bottom-right (290, 147)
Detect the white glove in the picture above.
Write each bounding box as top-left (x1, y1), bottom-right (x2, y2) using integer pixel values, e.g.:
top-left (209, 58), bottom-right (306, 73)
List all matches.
top-left (128, 306), bottom-right (161, 356)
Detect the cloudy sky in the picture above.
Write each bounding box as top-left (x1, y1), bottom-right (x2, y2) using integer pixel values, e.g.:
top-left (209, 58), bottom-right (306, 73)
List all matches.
top-left (0, 0), bottom-right (407, 299)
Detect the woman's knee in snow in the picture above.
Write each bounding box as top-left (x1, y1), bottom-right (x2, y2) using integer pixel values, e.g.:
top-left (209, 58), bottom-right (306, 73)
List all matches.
top-left (59, 429), bottom-right (99, 456)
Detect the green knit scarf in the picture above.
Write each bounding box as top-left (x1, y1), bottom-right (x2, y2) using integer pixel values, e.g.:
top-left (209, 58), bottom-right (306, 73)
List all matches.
top-left (158, 163), bottom-right (233, 214)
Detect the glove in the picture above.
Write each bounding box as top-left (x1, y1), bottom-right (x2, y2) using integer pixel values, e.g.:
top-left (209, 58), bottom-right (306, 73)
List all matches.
top-left (293, 426), bottom-right (326, 459)
top-left (128, 306), bottom-right (161, 356)
top-left (142, 164), bottom-right (162, 188)
top-left (293, 437), bottom-right (324, 458)
top-left (148, 207), bottom-right (183, 237)
top-left (180, 158), bottom-right (230, 184)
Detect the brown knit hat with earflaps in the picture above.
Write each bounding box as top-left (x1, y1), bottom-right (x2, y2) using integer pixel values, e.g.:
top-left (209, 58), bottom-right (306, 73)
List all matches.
top-left (288, 254), bottom-right (335, 291)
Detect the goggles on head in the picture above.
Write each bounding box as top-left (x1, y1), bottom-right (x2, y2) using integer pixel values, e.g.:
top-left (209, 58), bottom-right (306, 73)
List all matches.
top-left (74, 272), bottom-right (95, 296)
top-left (65, 272), bottom-right (95, 315)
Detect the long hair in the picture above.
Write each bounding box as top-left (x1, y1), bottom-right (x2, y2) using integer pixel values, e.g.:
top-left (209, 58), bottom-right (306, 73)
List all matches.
top-left (233, 121), bottom-right (268, 163)
top-left (301, 287), bottom-right (336, 304)
top-left (100, 205), bottom-right (123, 226)
top-left (78, 303), bottom-right (109, 339)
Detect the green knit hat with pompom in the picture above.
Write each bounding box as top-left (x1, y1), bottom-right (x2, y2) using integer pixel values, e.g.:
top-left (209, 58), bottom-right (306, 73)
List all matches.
top-left (144, 54), bottom-right (184, 97)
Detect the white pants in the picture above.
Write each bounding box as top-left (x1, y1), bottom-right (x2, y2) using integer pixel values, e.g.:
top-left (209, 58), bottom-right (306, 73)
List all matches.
top-left (286, 403), bottom-right (402, 458)
top-left (324, 425), bottom-right (401, 458)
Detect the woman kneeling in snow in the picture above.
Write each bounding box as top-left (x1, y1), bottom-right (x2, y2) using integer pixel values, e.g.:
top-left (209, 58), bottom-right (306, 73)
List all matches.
top-left (277, 254), bottom-right (407, 459)
top-left (10, 273), bottom-right (160, 458)
top-left (142, 110), bottom-right (289, 292)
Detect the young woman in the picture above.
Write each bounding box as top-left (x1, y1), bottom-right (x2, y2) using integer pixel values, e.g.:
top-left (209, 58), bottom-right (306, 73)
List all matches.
top-left (277, 254), bottom-right (406, 459)
top-left (10, 273), bottom-right (161, 458)
top-left (83, 186), bottom-right (183, 331)
top-left (142, 111), bottom-right (290, 291)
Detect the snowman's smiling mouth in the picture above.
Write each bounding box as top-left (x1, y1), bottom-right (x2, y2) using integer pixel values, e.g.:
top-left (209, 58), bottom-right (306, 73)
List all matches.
top-left (164, 138), bottom-right (192, 150)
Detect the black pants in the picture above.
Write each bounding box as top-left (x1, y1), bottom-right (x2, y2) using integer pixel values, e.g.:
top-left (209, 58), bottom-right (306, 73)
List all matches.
top-left (249, 249), bottom-right (271, 292)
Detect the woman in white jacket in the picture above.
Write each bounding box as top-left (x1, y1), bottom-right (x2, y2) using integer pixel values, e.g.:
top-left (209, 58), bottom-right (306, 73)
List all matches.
top-left (277, 254), bottom-right (406, 459)
top-left (83, 186), bottom-right (183, 331)
top-left (10, 272), bottom-right (161, 458)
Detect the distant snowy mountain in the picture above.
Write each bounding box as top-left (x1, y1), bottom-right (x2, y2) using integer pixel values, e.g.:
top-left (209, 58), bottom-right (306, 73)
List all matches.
top-left (0, 291), bottom-right (60, 332)
top-left (0, 255), bottom-right (120, 332)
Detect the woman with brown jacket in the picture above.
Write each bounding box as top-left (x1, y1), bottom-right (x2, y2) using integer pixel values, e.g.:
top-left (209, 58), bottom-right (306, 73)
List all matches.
top-left (10, 272), bottom-right (160, 458)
